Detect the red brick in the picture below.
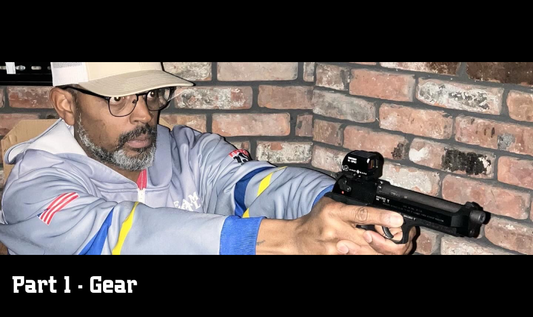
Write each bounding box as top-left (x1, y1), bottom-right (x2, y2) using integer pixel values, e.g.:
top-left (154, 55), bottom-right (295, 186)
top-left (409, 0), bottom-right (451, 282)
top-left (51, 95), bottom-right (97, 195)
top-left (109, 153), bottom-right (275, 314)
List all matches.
top-left (173, 87), bottom-right (252, 110)
top-left (212, 113), bottom-right (290, 137)
top-left (485, 217), bottom-right (533, 255)
top-left (382, 162), bottom-right (441, 196)
top-left (296, 114), bottom-right (313, 137)
top-left (455, 116), bottom-right (533, 156)
top-left (442, 175), bottom-right (530, 220)
top-left (163, 62), bottom-right (212, 81)
top-left (258, 86), bottom-right (313, 110)
top-left (507, 90), bottom-right (533, 122)
top-left (0, 87), bottom-right (4, 108)
top-left (498, 156), bottom-right (533, 190)
top-left (313, 119), bottom-right (343, 146)
top-left (229, 141), bottom-right (251, 152)
top-left (440, 236), bottom-right (514, 255)
top-left (467, 62), bottom-right (533, 87)
top-left (316, 64), bottom-right (351, 91)
top-left (379, 103), bottom-right (453, 139)
top-left (344, 125), bottom-right (409, 160)
top-left (415, 229), bottom-right (442, 255)
top-left (312, 90), bottom-right (375, 123)
top-left (256, 142), bottom-right (313, 164)
top-left (217, 63), bottom-right (298, 81)
top-left (303, 62), bottom-right (316, 82)
top-left (0, 113), bottom-right (40, 136)
top-left (8, 87), bottom-right (53, 109)
top-left (417, 79), bottom-right (503, 115)
top-left (381, 62), bottom-right (460, 75)
top-left (311, 145), bottom-right (348, 173)
top-left (409, 138), bottom-right (495, 179)
top-left (160, 114), bottom-right (207, 133)
top-left (235, 141), bottom-right (252, 151)
top-left (349, 69), bottom-right (415, 102)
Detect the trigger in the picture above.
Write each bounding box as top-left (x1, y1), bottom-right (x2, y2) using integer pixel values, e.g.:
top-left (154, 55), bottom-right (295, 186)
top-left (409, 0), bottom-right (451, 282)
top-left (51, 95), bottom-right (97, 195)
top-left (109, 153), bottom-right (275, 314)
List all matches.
top-left (383, 227), bottom-right (394, 240)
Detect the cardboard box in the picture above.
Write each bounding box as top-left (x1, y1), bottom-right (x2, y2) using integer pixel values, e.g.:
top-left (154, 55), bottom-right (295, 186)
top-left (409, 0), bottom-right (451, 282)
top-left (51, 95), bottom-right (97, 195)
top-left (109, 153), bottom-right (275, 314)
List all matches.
top-left (1, 118), bottom-right (174, 186)
top-left (1, 119), bottom-right (57, 186)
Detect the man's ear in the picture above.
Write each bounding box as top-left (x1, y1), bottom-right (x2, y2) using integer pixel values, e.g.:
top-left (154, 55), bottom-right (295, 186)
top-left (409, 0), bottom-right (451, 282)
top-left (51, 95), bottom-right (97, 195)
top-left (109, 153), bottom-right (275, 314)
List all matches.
top-left (50, 87), bottom-right (77, 126)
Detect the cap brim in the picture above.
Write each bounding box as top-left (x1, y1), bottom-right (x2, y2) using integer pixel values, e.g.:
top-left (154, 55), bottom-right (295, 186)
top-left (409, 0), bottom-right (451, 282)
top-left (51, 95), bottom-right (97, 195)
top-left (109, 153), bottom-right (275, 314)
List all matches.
top-left (78, 70), bottom-right (194, 97)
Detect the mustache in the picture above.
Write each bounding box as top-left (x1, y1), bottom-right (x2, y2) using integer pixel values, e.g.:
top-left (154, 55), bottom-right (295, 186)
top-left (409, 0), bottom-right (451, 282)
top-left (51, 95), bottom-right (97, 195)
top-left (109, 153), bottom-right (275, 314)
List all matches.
top-left (116, 124), bottom-right (157, 150)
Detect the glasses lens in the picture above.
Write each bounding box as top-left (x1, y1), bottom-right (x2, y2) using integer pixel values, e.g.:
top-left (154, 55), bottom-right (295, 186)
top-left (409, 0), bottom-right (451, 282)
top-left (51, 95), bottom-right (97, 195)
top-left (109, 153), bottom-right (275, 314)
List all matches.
top-left (108, 88), bottom-right (173, 116)
top-left (146, 88), bottom-right (172, 111)
top-left (109, 95), bottom-right (135, 117)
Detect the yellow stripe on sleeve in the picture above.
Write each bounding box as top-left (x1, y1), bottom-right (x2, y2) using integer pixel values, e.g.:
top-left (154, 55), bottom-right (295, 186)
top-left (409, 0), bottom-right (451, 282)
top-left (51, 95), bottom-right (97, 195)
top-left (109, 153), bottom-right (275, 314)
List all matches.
top-left (243, 167), bottom-right (286, 218)
top-left (112, 202), bottom-right (140, 255)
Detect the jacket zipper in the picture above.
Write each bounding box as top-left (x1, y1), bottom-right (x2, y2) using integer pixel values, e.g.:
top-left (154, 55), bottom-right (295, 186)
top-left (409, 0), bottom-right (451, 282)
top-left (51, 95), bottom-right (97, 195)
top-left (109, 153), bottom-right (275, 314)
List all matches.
top-left (136, 170), bottom-right (147, 204)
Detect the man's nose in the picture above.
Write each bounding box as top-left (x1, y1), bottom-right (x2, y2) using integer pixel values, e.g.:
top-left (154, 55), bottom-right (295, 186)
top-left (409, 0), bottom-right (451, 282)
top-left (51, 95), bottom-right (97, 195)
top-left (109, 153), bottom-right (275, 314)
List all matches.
top-left (129, 96), bottom-right (152, 123)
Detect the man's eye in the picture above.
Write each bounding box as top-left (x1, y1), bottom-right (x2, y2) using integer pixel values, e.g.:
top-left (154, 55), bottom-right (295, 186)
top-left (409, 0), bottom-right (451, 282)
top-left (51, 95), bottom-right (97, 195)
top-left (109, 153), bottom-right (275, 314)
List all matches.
top-left (111, 97), bottom-right (124, 103)
top-left (147, 91), bottom-right (157, 99)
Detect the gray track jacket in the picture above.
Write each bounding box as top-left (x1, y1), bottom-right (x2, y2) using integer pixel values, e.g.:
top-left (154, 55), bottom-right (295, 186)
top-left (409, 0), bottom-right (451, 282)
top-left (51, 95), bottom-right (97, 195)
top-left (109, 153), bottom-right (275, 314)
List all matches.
top-left (0, 119), bottom-right (334, 255)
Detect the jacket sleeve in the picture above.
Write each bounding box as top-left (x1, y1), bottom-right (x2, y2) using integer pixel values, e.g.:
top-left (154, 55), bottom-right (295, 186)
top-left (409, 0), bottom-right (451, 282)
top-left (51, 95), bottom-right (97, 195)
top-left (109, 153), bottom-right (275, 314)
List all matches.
top-left (218, 166), bottom-right (335, 255)
top-left (181, 128), bottom-right (336, 219)
top-left (0, 169), bottom-right (228, 255)
top-left (177, 128), bottom-right (335, 255)
top-left (174, 127), bottom-right (336, 220)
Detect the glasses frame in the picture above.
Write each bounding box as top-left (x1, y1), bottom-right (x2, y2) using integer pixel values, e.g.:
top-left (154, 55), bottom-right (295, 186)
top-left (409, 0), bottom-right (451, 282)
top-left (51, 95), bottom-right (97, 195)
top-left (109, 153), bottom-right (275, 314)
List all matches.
top-left (61, 86), bottom-right (176, 117)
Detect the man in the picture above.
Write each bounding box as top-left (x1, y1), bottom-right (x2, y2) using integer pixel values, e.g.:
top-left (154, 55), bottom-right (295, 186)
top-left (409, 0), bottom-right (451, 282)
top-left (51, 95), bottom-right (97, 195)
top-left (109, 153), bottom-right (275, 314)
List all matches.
top-left (0, 62), bottom-right (415, 255)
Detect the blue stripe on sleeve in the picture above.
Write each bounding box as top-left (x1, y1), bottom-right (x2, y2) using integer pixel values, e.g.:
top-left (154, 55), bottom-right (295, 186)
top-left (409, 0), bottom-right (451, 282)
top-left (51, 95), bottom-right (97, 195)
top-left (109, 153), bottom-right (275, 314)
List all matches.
top-left (79, 210), bottom-right (114, 255)
top-left (234, 167), bottom-right (273, 217)
top-left (220, 216), bottom-right (264, 255)
top-left (313, 185), bottom-right (334, 207)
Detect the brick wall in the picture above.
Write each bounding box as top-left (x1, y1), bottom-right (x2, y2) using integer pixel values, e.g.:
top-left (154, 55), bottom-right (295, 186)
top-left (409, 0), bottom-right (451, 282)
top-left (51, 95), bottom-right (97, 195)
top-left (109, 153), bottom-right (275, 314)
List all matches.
top-left (1, 62), bottom-right (533, 255)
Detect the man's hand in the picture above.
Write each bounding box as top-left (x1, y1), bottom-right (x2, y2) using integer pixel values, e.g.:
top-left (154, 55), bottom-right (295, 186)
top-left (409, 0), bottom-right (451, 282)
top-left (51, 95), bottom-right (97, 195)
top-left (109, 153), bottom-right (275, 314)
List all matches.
top-left (257, 197), bottom-right (416, 255)
top-left (296, 197), bottom-right (415, 255)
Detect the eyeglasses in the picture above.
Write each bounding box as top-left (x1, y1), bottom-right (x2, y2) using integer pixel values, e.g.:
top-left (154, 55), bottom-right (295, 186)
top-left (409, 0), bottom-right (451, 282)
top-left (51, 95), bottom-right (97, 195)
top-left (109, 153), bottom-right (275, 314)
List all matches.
top-left (62, 86), bottom-right (176, 117)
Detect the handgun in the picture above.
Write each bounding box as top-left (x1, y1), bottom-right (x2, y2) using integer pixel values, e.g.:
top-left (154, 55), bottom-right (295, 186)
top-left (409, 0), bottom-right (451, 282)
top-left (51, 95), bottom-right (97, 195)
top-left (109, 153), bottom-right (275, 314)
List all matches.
top-left (325, 150), bottom-right (490, 244)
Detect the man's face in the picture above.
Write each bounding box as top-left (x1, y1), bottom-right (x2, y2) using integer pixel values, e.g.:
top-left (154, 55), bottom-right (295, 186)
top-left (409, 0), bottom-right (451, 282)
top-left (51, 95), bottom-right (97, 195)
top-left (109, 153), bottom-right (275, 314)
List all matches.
top-left (72, 91), bottom-right (159, 172)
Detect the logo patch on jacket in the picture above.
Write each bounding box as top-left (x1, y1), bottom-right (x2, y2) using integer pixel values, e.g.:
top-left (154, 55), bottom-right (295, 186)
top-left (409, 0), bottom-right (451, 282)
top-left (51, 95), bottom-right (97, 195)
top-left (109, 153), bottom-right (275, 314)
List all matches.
top-left (173, 192), bottom-right (202, 211)
top-left (38, 192), bottom-right (79, 225)
top-left (230, 149), bottom-right (251, 164)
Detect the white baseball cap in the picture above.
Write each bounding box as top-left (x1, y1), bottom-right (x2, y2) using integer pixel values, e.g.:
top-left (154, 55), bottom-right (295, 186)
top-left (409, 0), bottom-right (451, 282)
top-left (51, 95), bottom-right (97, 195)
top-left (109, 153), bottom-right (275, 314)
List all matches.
top-left (51, 62), bottom-right (193, 97)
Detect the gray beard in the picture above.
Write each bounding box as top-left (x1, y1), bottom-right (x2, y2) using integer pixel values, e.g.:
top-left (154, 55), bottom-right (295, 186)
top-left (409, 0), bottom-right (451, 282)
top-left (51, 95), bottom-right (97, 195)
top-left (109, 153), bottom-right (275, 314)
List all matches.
top-left (76, 117), bottom-right (157, 172)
